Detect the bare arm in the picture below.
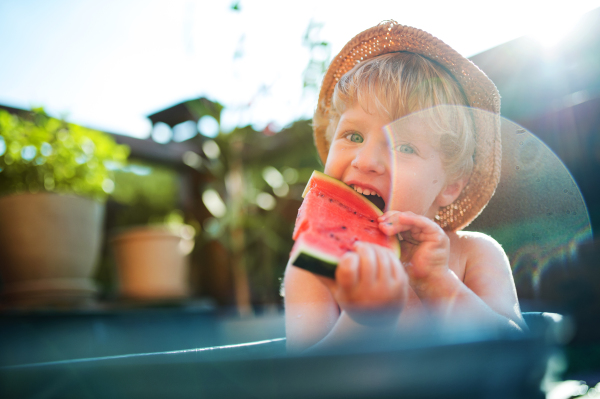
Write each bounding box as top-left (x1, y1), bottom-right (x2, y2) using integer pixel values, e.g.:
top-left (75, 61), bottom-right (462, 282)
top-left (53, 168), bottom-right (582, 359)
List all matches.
top-left (284, 263), bottom-right (340, 352)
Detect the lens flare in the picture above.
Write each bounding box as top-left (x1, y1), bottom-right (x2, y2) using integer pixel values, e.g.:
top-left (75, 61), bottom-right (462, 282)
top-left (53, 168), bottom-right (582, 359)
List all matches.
top-left (383, 106), bottom-right (592, 297)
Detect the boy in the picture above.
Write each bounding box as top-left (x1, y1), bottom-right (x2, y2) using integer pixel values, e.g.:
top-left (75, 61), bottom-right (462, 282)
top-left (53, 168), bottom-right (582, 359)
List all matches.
top-left (284, 21), bottom-right (527, 352)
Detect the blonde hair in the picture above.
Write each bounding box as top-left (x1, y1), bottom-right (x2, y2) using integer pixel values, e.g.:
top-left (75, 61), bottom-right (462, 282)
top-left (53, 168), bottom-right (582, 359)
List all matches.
top-left (326, 52), bottom-right (476, 183)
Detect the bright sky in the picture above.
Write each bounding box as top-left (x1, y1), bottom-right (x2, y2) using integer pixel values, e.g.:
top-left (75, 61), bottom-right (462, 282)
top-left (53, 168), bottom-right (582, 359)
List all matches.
top-left (1, 0), bottom-right (599, 139)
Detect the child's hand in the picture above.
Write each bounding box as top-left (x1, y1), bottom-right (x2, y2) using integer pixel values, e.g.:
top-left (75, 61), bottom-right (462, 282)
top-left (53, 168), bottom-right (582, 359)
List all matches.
top-left (317, 242), bottom-right (408, 326)
top-left (378, 211), bottom-right (451, 294)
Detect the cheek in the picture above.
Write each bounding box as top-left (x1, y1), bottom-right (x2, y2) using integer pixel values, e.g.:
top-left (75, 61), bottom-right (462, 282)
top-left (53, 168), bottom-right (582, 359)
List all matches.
top-left (324, 145), bottom-right (350, 175)
top-left (323, 162), bottom-right (334, 175)
top-left (430, 163), bottom-right (449, 188)
top-left (386, 170), bottom-right (445, 212)
top-left (323, 155), bottom-right (341, 177)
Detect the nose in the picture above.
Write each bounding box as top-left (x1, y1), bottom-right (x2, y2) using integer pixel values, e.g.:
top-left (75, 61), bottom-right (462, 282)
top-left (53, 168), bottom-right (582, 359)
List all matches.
top-left (351, 139), bottom-right (386, 175)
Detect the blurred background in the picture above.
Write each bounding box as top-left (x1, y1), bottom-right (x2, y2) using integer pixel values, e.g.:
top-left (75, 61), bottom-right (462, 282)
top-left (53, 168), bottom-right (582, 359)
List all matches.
top-left (1, 0), bottom-right (600, 388)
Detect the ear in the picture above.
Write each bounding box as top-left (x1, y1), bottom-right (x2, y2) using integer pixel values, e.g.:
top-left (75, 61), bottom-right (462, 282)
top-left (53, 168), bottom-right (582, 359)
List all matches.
top-left (436, 177), bottom-right (468, 208)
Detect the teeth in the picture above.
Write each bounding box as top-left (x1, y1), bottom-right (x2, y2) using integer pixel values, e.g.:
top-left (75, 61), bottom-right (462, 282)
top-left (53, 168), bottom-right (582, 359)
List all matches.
top-left (352, 185), bottom-right (380, 197)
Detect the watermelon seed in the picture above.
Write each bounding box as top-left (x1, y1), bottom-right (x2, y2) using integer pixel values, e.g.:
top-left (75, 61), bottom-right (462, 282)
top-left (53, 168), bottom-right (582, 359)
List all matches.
top-left (341, 226), bottom-right (347, 229)
top-left (370, 219), bottom-right (374, 222)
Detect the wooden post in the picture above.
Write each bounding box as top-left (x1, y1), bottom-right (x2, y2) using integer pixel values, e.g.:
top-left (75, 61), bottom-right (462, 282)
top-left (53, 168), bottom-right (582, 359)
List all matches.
top-left (227, 139), bottom-right (253, 316)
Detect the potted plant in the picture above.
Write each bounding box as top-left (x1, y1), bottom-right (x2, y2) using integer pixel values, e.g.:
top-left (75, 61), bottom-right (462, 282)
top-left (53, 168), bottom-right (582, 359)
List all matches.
top-left (0, 108), bottom-right (129, 307)
top-left (108, 161), bottom-right (196, 301)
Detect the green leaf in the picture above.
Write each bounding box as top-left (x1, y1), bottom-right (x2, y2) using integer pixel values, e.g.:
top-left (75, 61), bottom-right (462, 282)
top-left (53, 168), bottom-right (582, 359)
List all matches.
top-left (0, 108), bottom-right (130, 200)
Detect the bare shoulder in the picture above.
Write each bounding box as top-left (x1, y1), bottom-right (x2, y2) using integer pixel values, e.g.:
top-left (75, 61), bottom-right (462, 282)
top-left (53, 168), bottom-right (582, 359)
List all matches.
top-left (448, 231), bottom-right (526, 330)
top-left (451, 231), bottom-right (523, 321)
top-left (448, 230), bottom-right (515, 295)
top-left (449, 230), bottom-right (509, 266)
top-left (449, 231), bottom-right (523, 326)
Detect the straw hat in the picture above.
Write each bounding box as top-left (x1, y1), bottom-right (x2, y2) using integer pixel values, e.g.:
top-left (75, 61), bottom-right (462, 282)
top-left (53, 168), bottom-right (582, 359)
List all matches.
top-left (313, 20), bottom-right (502, 231)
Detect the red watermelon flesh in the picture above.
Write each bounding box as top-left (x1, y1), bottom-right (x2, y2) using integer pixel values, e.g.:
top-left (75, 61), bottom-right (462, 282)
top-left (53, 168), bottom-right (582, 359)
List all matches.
top-left (290, 171), bottom-right (400, 278)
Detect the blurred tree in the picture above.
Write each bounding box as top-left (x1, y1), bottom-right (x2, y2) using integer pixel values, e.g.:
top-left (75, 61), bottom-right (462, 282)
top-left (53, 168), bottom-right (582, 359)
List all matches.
top-left (0, 108), bottom-right (129, 200)
top-left (182, 17), bottom-right (330, 312)
top-left (190, 119), bottom-right (321, 312)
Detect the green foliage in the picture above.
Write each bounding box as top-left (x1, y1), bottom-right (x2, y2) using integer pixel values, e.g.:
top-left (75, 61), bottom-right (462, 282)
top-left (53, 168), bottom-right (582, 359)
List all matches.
top-left (0, 109), bottom-right (129, 201)
top-left (196, 119), bottom-right (322, 303)
top-left (185, 98), bottom-right (224, 124)
top-left (110, 161), bottom-right (181, 227)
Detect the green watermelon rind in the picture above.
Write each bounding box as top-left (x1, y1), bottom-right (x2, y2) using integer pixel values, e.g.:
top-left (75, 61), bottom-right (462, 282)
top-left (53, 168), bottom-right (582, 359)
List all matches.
top-left (302, 171), bottom-right (383, 217)
top-left (290, 240), bottom-right (338, 279)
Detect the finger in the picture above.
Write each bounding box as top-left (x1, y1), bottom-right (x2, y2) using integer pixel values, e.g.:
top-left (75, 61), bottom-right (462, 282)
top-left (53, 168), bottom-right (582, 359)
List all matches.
top-left (378, 212), bottom-right (418, 242)
top-left (388, 211), bottom-right (446, 243)
top-left (398, 231), bottom-right (420, 245)
top-left (378, 211), bottom-right (404, 236)
top-left (384, 248), bottom-right (397, 281)
top-left (372, 245), bottom-right (392, 282)
top-left (336, 252), bottom-right (359, 292)
top-left (378, 216), bottom-right (420, 245)
top-left (354, 242), bottom-right (377, 284)
top-left (378, 210), bottom-right (400, 223)
top-left (388, 250), bottom-right (407, 282)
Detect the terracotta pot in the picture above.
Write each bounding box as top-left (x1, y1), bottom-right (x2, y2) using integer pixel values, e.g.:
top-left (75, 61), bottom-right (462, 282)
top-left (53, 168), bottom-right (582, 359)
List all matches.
top-left (111, 226), bottom-right (192, 300)
top-left (0, 193), bottom-right (105, 307)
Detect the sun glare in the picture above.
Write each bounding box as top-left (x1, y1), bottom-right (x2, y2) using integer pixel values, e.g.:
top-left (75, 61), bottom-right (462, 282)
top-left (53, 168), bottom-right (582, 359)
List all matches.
top-left (527, 4), bottom-right (593, 47)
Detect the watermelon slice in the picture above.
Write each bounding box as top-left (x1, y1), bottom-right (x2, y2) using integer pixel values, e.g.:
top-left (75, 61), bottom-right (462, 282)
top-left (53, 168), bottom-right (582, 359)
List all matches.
top-left (290, 171), bottom-right (400, 278)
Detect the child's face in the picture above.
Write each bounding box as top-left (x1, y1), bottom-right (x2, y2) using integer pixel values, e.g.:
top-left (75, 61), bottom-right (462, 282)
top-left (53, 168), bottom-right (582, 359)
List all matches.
top-left (324, 102), bottom-right (456, 219)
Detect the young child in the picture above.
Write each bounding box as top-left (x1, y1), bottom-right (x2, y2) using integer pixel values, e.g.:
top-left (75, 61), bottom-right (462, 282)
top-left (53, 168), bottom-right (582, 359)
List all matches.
top-left (284, 21), bottom-right (527, 352)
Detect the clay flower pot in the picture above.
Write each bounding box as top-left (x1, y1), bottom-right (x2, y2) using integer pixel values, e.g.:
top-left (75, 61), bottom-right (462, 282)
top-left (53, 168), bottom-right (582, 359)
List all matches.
top-left (0, 193), bottom-right (105, 307)
top-left (111, 225), bottom-right (194, 300)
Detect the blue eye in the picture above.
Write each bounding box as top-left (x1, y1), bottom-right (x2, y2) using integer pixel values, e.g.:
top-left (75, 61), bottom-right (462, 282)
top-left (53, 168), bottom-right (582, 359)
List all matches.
top-left (348, 133), bottom-right (363, 143)
top-left (397, 144), bottom-right (415, 154)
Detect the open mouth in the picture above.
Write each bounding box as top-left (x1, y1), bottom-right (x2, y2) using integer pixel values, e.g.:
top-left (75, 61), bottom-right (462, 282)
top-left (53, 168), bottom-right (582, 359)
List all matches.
top-left (362, 194), bottom-right (386, 212)
top-left (349, 184), bottom-right (386, 212)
